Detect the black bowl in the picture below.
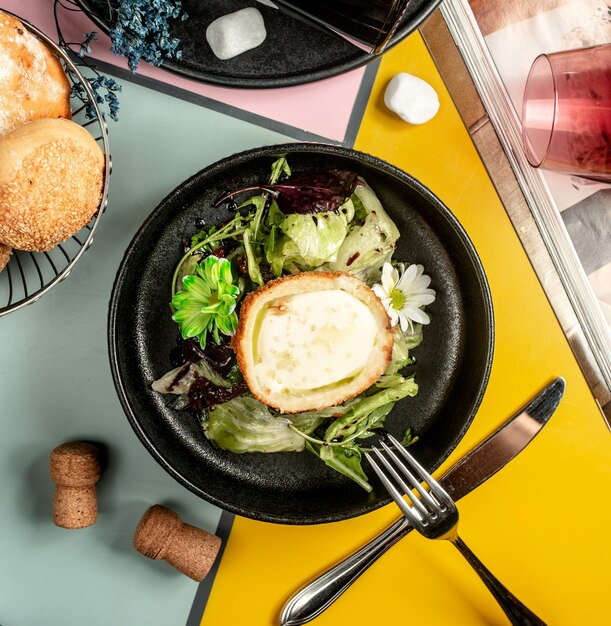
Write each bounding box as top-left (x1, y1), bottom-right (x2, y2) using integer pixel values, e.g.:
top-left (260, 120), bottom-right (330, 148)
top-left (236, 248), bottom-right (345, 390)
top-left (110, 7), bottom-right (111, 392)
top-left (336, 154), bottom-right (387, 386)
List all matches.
top-left (108, 144), bottom-right (494, 524)
top-left (76, 0), bottom-right (440, 88)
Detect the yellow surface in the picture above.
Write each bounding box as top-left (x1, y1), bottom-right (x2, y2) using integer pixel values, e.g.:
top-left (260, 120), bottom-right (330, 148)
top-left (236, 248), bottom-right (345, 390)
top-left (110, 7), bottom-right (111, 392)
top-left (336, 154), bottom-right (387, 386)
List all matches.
top-left (201, 33), bottom-right (611, 626)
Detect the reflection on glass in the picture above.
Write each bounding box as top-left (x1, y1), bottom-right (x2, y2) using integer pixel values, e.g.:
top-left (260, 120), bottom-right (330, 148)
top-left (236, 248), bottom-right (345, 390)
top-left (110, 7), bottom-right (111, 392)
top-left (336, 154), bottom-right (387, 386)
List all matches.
top-left (522, 43), bottom-right (611, 183)
top-left (273, 0), bottom-right (411, 53)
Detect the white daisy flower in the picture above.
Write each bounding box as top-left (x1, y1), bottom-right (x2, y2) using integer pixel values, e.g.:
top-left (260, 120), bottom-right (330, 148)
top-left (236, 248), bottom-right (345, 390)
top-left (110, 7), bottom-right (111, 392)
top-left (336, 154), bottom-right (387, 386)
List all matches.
top-left (372, 262), bottom-right (436, 333)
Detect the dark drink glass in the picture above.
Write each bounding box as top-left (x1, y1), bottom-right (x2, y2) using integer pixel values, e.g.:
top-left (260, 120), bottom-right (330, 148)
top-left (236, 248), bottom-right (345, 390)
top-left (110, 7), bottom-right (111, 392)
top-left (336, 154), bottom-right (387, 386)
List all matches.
top-left (272, 0), bottom-right (411, 54)
top-left (521, 44), bottom-right (611, 183)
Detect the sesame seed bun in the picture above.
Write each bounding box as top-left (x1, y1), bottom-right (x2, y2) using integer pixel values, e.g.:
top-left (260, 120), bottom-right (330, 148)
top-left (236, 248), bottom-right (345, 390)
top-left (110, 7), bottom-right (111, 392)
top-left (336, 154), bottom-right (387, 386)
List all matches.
top-left (0, 11), bottom-right (71, 136)
top-left (0, 242), bottom-right (11, 272)
top-left (0, 118), bottom-right (104, 252)
top-left (233, 271), bottom-right (393, 413)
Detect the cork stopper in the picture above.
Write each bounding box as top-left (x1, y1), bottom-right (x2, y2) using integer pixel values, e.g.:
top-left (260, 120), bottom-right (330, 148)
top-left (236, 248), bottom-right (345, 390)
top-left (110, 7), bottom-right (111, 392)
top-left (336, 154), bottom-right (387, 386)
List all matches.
top-left (49, 442), bottom-right (101, 529)
top-left (133, 505), bottom-right (221, 581)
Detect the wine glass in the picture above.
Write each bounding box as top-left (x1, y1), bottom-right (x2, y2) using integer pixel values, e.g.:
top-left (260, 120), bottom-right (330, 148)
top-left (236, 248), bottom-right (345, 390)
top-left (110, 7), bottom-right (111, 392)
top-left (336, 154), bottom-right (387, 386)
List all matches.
top-left (521, 43), bottom-right (611, 183)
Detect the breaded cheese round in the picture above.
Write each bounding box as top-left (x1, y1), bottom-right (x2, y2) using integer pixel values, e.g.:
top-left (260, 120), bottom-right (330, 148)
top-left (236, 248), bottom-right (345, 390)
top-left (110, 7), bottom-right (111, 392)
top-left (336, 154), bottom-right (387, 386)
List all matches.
top-left (233, 271), bottom-right (393, 413)
top-left (0, 118), bottom-right (104, 252)
top-left (0, 242), bottom-right (11, 272)
top-left (0, 11), bottom-right (71, 135)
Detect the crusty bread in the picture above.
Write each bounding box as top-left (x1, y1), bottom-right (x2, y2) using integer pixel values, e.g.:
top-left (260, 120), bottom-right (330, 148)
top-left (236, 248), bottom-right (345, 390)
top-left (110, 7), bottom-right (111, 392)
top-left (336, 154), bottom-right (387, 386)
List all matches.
top-left (0, 118), bottom-right (104, 252)
top-left (233, 271), bottom-right (393, 413)
top-left (0, 242), bottom-right (10, 272)
top-left (0, 11), bottom-right (71, 135)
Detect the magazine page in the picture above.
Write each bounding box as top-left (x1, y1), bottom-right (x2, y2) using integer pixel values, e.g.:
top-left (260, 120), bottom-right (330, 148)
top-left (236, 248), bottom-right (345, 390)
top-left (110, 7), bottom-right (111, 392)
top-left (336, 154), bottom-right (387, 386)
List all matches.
top-left (467, 0), bottom-right (611, 326)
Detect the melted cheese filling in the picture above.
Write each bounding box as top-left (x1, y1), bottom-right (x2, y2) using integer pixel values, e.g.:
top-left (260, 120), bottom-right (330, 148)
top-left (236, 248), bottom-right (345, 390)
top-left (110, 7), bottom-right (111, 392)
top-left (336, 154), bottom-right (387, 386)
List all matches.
top-left (254, 289), bottom-right (378, 393)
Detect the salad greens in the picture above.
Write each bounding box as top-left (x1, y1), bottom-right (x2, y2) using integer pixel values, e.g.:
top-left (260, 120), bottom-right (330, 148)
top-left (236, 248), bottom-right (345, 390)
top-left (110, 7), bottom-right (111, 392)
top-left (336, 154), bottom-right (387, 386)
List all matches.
top-left (213, 169), bottom-right (360, 215)
top-left (329, 184), bottom-right (400, 278)
top-left (206, 397), bottom-right (306, 454)
top-left (155, 156), bottom-right (433, 492)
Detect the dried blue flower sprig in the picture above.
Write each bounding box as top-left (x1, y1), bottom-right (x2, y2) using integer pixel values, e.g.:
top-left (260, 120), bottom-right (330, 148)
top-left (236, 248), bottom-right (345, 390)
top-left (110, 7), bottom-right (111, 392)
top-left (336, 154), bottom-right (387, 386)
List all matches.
top-left (71, 73), bottom-right (122, 121)
top-left (107, 0), bottom-right (188, 72)
top-left (54, 0), bottom-right (188, 121)
top-left (54, 1), bottom-right (122, 121)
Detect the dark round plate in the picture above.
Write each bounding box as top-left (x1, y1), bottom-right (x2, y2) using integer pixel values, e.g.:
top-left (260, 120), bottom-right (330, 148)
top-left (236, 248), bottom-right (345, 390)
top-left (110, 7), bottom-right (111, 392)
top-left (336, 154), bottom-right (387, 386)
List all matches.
top-left (108, 144), bottom-right (494, 524)
top-left (76, 0), bottom-right (440, 88)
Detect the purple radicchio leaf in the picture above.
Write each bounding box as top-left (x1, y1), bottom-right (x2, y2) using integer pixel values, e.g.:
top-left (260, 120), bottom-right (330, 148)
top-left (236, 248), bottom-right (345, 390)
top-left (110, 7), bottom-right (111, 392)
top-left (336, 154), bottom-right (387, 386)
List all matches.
top-left (269, 170), bottom-right (361, 214)
top-left (213, 170), bottom-right (361, 214)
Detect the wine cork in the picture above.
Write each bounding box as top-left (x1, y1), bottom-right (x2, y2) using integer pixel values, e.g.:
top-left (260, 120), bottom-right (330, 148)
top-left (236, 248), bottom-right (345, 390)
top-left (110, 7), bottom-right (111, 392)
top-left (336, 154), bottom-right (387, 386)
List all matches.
top-left (133, 505), bottom-right (221, 581)
top-left (49, 442), bottom-right (101, 529)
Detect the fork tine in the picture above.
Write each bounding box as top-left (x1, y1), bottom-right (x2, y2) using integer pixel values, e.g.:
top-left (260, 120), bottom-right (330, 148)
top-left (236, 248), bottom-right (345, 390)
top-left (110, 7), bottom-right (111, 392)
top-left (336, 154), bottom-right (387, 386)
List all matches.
top-left (379, 440), bottom-right (439, 510)
top-left (370, 447), bottom-right (430, 519)
top-left (366, 453), bottom-right (422, 525)
top-left (386, 434), bottom-right (452, 507)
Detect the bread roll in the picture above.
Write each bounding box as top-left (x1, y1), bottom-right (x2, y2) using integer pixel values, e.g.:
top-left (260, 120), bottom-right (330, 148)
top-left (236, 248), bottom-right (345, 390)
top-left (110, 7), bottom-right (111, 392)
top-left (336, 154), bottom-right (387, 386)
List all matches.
top-left (0, 118), bottom-right (104, 252)
top-left (0, 242), bottom-right (11, 272)
top-left (0, 11), bottom-right (71, 135)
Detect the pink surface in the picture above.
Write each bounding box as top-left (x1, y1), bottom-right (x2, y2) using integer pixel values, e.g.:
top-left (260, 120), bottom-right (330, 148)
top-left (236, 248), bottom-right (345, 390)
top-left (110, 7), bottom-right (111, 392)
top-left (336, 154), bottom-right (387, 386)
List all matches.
top-left (5, 0), bottom-right (367, 141)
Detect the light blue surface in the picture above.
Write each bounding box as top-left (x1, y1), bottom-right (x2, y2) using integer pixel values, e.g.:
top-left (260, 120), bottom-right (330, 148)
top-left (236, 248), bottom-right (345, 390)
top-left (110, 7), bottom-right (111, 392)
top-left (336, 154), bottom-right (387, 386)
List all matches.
top-left (0, 77), bottom-right (292, 626)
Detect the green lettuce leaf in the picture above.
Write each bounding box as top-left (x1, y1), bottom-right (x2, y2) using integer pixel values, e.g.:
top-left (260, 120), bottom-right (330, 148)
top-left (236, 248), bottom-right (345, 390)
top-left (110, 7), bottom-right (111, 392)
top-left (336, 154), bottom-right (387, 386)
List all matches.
top-left (403, 324), bottom-right (424, 350)
top-left (330, 183), bottom-right (400, 279)
top-left (279, 199), bottom-right (354, 266)
top-left (289, 405), bottom-right (347, 434)
top-left (384, 325), bottom-right (422, 375)
top-left (265, 232), bottom-right (312, 276)
top-left (324, 378), bottom-right (418, 444)
top-left (205, 396), bottom-right (306, 453)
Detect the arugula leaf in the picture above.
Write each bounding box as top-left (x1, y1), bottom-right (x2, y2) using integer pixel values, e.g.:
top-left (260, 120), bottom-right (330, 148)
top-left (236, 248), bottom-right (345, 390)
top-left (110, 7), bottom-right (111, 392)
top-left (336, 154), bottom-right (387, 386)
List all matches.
top-left (191, 225), bottom-right (218, 248)
top-left (402, 428), bottom-right (419, 446)
top-left (243, 228), bottom-right (264, 286)
top-left (238, 195), bottom-right (267, 241)
top-left (269, 156), bottom-right (291, 185)
top-left (316, 443), bottom-right (372, 492)
top-left (266, 199), bottom-right (285, 228)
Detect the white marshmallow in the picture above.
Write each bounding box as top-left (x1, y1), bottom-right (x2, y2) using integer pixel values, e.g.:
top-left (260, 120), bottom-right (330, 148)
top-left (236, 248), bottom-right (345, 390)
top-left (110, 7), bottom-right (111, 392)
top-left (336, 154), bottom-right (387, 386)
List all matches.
top-left (384, 73), bottom-right (440, 125)
top-left (206, 8), bottom-right (267, 60)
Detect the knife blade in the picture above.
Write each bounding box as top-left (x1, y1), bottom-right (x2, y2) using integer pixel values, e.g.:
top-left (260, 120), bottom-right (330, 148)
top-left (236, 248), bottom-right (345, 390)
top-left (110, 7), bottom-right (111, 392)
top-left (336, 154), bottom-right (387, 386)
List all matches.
top-left (280, 377), bottom-right (565, 626)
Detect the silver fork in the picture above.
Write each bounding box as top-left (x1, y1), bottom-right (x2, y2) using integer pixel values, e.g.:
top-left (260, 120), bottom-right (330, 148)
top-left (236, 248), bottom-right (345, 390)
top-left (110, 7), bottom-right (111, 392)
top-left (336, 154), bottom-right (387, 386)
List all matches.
top-left (366, 434), bottom-right (546, 626)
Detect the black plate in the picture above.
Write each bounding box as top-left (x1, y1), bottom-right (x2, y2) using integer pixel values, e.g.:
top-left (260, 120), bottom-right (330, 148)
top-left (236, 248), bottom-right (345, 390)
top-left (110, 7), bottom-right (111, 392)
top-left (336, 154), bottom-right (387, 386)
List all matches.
top-left (108, 144), bottom-right (494, 524)
top-left (76, 0), bottom-right (440, 88)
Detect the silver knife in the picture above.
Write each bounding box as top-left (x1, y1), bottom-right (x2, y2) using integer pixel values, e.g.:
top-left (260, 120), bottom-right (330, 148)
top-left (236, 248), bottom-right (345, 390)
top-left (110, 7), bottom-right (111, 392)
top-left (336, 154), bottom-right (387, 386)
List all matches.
top-left (280, 377), bottom-right (566, 626)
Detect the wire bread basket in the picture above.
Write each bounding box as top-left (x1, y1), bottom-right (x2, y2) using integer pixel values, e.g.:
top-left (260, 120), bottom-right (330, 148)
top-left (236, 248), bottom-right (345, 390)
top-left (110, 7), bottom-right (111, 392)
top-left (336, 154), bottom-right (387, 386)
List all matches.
top-left (0, 14), bottom-right (111, 317)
